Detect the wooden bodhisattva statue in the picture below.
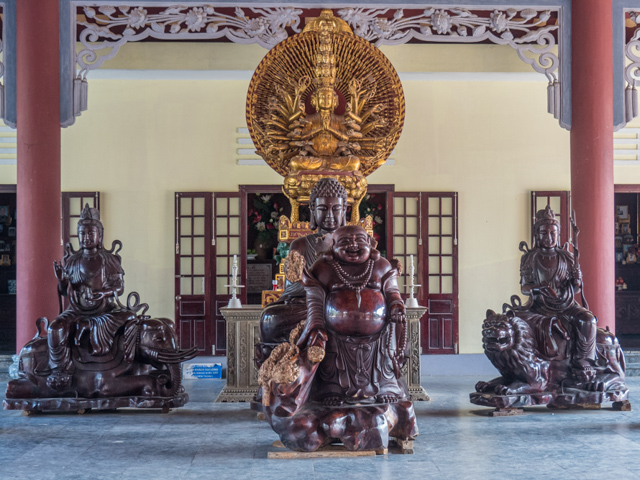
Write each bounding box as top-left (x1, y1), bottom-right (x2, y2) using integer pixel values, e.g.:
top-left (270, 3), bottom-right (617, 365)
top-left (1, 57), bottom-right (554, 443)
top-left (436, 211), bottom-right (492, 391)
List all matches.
top-left (259, 226), bottom-right (417, 451)
top-left (470, 207), bottom-right (629, 412)
top-left (4, 205), bottom-right (197, 413)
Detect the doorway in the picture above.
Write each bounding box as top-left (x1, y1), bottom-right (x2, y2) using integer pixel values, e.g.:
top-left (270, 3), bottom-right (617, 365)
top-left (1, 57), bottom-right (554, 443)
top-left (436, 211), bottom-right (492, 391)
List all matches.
top-left (0, 185), bottom-right (16, 354)
top-left (615, 185), bottom-right (640, 348)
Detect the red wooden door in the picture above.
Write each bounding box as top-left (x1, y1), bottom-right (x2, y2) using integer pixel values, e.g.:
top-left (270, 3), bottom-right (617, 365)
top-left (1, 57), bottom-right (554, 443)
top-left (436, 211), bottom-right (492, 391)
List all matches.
top-left (175, 193), bottom-right (214, 355)
top-left (391, 192), bottom-right (459, 354)
top-left (175, 192), bottom-right (242, 356)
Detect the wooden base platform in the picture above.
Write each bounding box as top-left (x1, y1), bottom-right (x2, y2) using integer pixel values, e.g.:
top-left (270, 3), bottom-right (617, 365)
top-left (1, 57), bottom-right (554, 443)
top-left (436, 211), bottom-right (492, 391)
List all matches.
top-left (267, 438), bottom-right (414, 458)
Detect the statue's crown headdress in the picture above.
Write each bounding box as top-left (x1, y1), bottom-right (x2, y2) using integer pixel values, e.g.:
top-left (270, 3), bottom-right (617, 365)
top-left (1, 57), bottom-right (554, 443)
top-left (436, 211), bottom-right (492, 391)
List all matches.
top-left (79, 203), bottom-right (103, 229)
top-left (534, 205), bottom-right (559, 229)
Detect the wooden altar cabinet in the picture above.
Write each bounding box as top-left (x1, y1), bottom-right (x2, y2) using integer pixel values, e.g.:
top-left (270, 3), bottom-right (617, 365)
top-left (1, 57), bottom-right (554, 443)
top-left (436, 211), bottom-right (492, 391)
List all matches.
top-left (216, 305), bottom-right (429, 402)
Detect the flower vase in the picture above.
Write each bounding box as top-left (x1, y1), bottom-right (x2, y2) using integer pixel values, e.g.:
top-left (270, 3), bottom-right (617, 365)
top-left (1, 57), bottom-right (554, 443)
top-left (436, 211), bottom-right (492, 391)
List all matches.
top-left (255, 238), bottom-right (274, 261)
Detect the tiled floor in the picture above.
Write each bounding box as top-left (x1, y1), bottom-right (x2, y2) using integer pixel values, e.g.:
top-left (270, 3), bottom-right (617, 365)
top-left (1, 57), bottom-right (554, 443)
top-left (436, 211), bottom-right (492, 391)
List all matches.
top-left (1, 377), bottom-right (640, 480)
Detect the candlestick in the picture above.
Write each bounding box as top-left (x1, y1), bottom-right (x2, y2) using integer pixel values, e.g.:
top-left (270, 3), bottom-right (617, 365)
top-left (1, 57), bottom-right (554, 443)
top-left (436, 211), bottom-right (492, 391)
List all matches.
top-left (406, 254), bottom-right (421, 308)
top-left (225, 254), bottom-right (245, 308)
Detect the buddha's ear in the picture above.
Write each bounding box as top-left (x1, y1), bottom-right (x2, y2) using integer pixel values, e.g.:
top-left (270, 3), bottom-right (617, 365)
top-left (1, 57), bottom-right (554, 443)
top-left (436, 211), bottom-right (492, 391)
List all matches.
top-left (340, 210), bottom-right (347, 227)
top-left (368, 235), bottom-right (381, 260)
top-left (310, 208), bottom-right (317, 230)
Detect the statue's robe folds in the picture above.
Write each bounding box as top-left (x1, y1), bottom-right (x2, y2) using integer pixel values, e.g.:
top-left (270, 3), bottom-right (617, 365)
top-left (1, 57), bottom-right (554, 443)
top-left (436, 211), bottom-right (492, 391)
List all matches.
top-left (260, 233), bottom-right (325, 346)
top-left (50, 250), bottom-right (136, 369)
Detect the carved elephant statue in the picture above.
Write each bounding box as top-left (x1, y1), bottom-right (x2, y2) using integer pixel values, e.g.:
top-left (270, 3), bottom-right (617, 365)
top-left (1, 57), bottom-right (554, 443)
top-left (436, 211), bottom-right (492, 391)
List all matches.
top-left (5, 316), bottom-right (197, 401)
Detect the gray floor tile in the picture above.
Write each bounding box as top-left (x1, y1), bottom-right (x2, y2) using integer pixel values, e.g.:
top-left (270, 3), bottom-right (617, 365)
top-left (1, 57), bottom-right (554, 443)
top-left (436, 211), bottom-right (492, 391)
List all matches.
top-left (2, 376), bottom-right (640, 480)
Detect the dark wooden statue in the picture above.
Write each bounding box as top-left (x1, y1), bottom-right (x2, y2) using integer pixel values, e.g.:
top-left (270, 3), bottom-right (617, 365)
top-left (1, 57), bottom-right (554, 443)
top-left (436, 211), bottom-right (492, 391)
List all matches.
top-left (4, 205), bottom-right (197, 413)
top-left (259, 225), bottom-right (418, 452)
top-left (256, 178), bottom-right (348, 367)
top-left (470, 207), bottom-right (629, 412)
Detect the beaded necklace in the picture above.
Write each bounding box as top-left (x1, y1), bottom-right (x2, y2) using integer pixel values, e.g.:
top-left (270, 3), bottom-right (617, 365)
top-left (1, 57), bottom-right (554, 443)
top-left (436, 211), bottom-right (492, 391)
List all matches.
top-left (329, 258), bottom-right (374, 307)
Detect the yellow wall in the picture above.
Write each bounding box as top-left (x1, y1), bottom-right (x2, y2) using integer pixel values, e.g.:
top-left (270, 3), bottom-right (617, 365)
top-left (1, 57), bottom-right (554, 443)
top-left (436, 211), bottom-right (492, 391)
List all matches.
top-left (52, 76), bottom-right (569, 354)
top-left (2, 42), bottom-right (634, 354)
top-left (0, 166), bottom-right (16, 184)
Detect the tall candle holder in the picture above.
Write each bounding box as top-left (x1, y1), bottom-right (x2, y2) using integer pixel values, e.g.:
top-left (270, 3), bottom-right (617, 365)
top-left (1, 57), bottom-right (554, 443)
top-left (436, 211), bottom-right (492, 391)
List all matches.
top-left (225, 255), bottom-right (245, 308)
top-left (406, 254), bottom-right (421, 308)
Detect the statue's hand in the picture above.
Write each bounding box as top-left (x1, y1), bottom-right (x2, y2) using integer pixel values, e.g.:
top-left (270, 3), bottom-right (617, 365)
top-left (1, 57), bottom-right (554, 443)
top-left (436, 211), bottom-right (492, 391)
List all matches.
top-left (390, 304), bottom-right (406, 324)
top-left (534, 285), bottom-right (558, 298)
top-left (307, 328), bottom-right (328, 351)
top-left (297, 327), bottom-right (327, 351)
top-left (53, 261), bottom-right (64, 280)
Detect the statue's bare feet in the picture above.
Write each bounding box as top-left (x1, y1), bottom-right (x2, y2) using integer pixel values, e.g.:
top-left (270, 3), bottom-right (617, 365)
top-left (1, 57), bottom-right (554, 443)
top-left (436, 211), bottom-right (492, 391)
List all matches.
top-left (376, 394), bottom-right (399, 404)
top-left (46, 371), bottom-right (72, 391)
top-left (322, 395), bottom-right (345, 406)
top-left (584, 380), bottom-right (606, 392)
top-left (571, 360), bottom-right (596, 383)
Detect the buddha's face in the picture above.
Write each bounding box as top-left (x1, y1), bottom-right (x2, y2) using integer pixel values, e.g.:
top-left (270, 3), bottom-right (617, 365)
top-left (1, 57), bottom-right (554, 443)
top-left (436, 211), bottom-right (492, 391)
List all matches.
top-left (313, 196), bottom-right (345, 233)
top-left (536, 223), bottom-right (559, 250)
top-left (78, 225), bottom-right (101, 251)
top-left (314, 89), bottom-right (337, 111)
top-left (333, 226), bottom-right (371, 264)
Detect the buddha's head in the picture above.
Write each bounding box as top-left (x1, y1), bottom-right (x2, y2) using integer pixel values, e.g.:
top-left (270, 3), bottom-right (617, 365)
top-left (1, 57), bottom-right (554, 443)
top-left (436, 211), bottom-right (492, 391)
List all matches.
top-left (534, 205), bottom-right (560, 250)
top-left (78, 204), bottom-right (104, 251)
top-left (331, 225), bottom-right (375, 265)
top-left (311, 87), bottom-right (339, 112)
top-left (309, 178), bottom-right (348, 233)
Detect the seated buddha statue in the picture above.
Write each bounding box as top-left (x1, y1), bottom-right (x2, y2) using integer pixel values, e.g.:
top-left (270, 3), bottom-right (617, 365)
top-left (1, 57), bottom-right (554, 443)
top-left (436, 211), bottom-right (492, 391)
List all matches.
top-left (288, 86), bottom-right (362, 173)
top-left (258, 178), bottom-right (348, 365)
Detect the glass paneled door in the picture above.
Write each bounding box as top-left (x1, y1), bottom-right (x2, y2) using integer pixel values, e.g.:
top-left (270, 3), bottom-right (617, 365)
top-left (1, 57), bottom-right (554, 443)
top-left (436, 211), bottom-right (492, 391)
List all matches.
top-left (175, 192), bottom-right (242, 356)
top-left (391, 192), bottom-right (459, 354)
top-left (175, 193), bottom-right (213, 355)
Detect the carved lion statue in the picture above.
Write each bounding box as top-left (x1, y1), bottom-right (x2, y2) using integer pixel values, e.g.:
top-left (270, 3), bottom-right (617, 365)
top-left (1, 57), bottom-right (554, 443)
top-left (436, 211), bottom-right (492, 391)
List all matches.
top-left (475, 309), bottom-right (628, 397)
top-left (475, 310), bottom-right (550, 396)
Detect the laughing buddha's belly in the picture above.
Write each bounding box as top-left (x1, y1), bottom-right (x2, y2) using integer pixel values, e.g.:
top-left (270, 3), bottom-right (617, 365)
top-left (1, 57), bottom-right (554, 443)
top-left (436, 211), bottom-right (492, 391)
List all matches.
top-left (325, 289), bottom-right (386, 337)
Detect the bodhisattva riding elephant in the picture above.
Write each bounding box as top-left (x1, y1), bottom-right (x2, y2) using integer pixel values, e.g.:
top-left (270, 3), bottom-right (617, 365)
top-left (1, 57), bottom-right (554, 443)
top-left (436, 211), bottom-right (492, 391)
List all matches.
top-left (5, 316), bottom-right (197, 401)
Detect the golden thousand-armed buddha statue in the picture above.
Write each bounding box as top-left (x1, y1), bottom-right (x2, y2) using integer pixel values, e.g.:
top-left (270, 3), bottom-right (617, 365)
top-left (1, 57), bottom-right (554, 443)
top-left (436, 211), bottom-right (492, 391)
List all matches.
top-left (246, 10), bottom-right (404, 221)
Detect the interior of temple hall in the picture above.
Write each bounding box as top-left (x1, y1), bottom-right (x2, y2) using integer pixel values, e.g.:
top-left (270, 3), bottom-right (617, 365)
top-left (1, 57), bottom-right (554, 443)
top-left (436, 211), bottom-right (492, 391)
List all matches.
top-left (2, 1), bottom-right (640, 479)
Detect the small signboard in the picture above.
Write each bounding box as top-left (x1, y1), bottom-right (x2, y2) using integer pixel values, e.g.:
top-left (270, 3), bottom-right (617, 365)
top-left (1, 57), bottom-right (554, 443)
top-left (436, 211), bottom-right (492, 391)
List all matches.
top-left (246, 263), bottom-right (273, 293)
top-left (182, 363), bottom-right (222, 379)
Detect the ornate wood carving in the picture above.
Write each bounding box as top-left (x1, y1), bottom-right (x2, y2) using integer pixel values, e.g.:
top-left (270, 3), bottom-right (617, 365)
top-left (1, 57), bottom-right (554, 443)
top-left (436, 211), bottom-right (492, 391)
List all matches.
top-left (216, 305), bottom-right (262, 402)
top-left (59, 2), bottom-right (569, 128)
